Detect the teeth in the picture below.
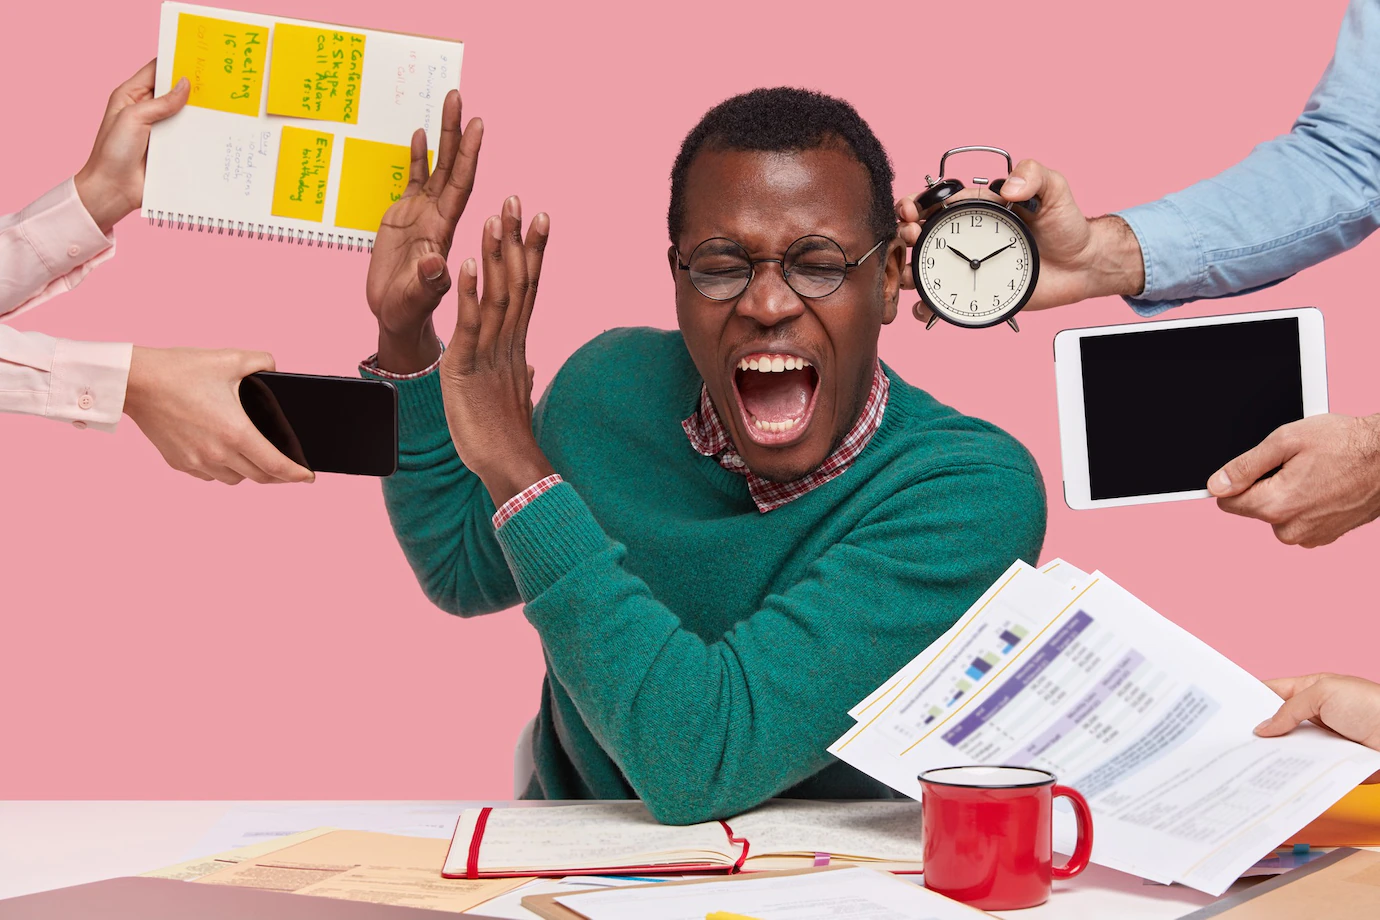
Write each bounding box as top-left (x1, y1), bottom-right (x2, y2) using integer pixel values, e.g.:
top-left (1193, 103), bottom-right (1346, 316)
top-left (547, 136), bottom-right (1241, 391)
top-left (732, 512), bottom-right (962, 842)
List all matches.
top-left (753, 418), bottom-right (799, 433)
top-left (736, 355), bottom-right (813, 373)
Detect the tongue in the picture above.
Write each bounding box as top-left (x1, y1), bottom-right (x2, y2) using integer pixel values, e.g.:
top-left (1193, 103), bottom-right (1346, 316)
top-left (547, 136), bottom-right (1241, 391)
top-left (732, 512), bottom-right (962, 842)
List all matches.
top-left (738, 369), bottom-right (814, 423)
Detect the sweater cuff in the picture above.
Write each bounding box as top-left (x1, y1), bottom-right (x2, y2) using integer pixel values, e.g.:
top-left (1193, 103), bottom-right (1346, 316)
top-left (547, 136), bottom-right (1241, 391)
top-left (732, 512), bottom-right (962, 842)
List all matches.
top-left (492, 481), bottom-right (611, 601)
top-left (361, 359), bottom-right (450, 448)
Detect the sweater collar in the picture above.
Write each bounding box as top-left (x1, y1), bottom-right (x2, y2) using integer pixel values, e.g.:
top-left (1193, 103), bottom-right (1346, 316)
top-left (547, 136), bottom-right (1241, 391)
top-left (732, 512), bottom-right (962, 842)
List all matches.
top-left (681, 360), bottom-right (890, 513)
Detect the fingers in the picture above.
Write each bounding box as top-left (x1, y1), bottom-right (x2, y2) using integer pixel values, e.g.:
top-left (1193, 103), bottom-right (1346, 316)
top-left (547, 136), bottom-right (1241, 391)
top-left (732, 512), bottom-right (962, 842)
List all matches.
top-left (235, 429), bottom-right (316, 484)
top-left (438, 117), bottom-right (483, 222)
top-left (895, 195), bottom-right (921, 225)
top-left (1263, 674), bottom-right (1323, 700)
top-left (999, 158), bottom-right (1055, 205)
top-left (127, 76), bottom-right (190, 125)
top-left (239, 349), bottom-right (276, 376)
top-left (1210, 426), bottom-right (1296, 497)
top-left (425, 90), bottom-right (463, 197)
top-left (1254, 682), bottom-right (1327, 738)
top-left (479, 200), bottom-right (523, 355)
top-left (108, 59), bottom-right (158, 113)
top-left (513, 212), bottom-right (550, 351)
top-left (912, 301), bottom-right (934, 325)
top-left (406, 128), bottom-right (430, 194)
top-left (450, 258), bottom-right (482, 362)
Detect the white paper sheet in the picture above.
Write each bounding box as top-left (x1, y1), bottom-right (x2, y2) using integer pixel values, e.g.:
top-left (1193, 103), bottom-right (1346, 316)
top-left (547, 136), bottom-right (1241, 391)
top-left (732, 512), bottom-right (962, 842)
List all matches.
top-left (182, 803), bottom-right (467, 859)
top-left (553, 867), bottom-right (986, 920)
top-left (830, 568), bottom-right (1380, 895)
top-left (466, 876), bottom-right (671, 919)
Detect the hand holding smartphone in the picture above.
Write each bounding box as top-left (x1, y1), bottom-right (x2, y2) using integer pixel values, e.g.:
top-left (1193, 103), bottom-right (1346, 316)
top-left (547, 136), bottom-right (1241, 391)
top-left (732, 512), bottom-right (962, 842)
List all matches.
top-left (238, 372), bottom-right (398, 477)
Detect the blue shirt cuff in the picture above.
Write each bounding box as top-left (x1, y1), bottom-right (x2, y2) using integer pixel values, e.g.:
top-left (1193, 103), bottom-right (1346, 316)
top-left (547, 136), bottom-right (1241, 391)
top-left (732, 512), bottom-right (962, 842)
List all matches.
top-left (1115, 198), bottom-right (1206, 317)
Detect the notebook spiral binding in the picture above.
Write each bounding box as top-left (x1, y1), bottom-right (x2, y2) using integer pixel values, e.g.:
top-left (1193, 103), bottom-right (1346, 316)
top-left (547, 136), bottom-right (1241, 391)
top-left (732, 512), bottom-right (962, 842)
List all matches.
top-left (144, 210), bottom-right (374, 252)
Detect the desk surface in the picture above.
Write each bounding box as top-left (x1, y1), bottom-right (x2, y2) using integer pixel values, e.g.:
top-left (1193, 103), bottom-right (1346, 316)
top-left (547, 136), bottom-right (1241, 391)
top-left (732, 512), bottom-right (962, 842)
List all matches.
top-left (0, 801), bottom-right (1227, 919)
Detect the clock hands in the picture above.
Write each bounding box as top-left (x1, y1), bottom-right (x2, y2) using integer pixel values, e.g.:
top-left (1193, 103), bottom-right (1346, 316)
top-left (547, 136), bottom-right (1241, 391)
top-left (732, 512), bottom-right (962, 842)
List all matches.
top-left (977, 241), bottom-right (1016, 264)
top-left (946, 245), bottom-right (979, 268)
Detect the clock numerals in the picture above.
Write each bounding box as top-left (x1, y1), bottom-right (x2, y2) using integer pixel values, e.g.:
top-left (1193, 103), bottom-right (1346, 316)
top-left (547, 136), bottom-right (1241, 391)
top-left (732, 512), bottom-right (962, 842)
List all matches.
top-left (935, 237), bottom-right (947, 250)
top-left (970, 299), bottom-right (978, 312)
top-left (925, 257), bottom-right (935, 269)
top-left (933, 277), bottom-right (942, 290)
top-left (970, 214), bottom-right (983, 228)
top-left (1008, 279), bottom-right (1016, 290)
top-left (949, 221), bottom-right (961, 234)
top-left (920, 205), bottom-right (1034, 325)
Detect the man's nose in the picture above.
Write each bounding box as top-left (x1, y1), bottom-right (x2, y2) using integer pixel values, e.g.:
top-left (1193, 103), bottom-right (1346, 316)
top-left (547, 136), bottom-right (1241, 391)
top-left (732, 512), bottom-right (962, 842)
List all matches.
top-left (734, 262), bottom-right (806, 327)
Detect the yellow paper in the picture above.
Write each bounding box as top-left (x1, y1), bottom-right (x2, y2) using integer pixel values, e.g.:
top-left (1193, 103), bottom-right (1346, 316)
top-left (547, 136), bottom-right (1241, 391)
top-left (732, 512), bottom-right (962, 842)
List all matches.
top-left (1285, 783), bottom-right (1380, 846)
top-left (267, 23), bottom-right (366, 124)
top-left (171, 13), bottom-right (266, 116)
top-left (335, 138), bottom-right (426, 232)
top-left (140, 828), bottom-right (337, 881)
top-left (195, 830), bottom-right (529, 913)
top-left (271, 126), bottom-right (334, 221)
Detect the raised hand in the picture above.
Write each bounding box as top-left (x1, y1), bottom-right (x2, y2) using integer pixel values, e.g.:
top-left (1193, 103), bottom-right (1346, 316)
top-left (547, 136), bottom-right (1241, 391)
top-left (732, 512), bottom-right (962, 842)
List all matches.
top-left (438, 196), bottom-right (554, 506)
top-left (365, 90), bottom-right (483, 373)
top-left (74, 60), bottom-right (190, 234)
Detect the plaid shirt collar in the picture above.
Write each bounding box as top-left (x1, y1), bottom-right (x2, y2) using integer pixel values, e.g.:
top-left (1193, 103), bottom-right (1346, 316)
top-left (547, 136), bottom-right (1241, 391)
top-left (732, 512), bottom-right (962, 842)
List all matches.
top-left (681, 360), bottom-right (890, 513)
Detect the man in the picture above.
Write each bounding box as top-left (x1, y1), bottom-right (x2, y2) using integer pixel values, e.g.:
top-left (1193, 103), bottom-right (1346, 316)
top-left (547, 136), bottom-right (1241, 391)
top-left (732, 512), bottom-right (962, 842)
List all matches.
top-left (898, 0), bottom-right (1380, 549)
top-left (362, 88), bottom-right (1046, 824)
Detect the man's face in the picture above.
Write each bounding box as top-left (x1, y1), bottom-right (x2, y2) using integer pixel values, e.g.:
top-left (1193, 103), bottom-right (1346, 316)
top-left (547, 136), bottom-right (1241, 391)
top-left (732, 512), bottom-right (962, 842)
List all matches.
top-left (670, 146), bottom-right (904, 482)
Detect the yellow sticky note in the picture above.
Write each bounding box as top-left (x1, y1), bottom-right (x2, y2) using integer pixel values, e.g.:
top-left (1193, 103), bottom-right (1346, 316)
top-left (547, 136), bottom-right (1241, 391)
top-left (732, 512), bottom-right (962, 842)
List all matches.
top-left (271, 127), bottom-right (334, 222)
top-left (171, 13), bottom-right (267, 116)
top-left (267, 23), bottom-right (366, 124)
top-left (335, 138), bottom-right (428, 233)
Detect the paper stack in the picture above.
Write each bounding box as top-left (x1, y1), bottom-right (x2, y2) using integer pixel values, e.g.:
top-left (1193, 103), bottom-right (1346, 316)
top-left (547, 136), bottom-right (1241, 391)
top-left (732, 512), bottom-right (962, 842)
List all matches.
top-left (829, 559), bottom-right (1380, 895)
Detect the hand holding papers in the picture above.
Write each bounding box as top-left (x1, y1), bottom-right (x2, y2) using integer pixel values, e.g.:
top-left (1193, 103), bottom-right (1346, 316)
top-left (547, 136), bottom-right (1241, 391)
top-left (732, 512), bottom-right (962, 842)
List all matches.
top-left (830, 559), bottom-right (1380, 895)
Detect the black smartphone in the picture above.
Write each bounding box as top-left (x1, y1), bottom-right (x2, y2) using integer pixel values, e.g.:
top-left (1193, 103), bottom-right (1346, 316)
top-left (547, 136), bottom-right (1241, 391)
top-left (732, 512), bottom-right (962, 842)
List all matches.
top-left (238, 372), bottom-right (398, 477)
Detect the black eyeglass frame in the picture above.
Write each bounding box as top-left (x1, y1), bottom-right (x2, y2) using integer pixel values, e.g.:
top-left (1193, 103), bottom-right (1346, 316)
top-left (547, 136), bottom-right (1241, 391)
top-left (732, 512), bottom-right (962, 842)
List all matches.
top-left (676, 235), bottom-right (890, 301)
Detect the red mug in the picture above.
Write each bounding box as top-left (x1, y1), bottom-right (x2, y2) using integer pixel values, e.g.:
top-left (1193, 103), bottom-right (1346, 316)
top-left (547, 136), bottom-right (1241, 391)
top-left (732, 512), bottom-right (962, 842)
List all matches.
top-left (920, 765), bottom-right (1093, 910)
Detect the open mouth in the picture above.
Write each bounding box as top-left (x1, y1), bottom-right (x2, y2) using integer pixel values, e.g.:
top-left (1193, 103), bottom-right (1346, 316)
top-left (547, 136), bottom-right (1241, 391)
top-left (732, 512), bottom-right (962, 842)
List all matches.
top-left (730, 353), bottom-right (821, 447)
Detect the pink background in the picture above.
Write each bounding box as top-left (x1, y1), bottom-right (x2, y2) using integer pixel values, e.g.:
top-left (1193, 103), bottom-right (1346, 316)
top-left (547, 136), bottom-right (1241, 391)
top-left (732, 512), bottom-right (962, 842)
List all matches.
top-left (2, 0), bottom-right (1375, 800)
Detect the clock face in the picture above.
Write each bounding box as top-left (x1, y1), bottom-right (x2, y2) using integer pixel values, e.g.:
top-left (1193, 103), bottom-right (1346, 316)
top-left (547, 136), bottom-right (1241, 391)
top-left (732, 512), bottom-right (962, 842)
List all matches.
top-left (914, 201), bottom-right (1037, 327)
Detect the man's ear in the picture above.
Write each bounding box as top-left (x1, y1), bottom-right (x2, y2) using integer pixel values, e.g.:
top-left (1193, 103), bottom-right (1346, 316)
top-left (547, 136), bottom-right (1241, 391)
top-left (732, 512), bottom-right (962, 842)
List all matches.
top-left (880, 237), bottom-right (905, 325)
top-left (667, 244), bottom-right (680, 282)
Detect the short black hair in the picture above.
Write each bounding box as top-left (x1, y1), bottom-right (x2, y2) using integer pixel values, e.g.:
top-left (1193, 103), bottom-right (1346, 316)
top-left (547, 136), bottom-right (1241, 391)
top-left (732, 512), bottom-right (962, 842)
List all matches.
top-left (668, 87), bottom-right (896, 244)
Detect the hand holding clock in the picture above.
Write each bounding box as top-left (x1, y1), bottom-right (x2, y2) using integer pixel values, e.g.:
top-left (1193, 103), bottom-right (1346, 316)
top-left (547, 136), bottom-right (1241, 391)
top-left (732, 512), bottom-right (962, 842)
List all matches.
top-left (897, 158), bottom-right (1146, 323)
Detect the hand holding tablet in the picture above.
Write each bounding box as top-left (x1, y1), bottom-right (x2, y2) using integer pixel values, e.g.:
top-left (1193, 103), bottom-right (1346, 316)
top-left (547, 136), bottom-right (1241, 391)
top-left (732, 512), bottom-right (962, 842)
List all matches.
top-left (1054, 308), bottom-right (1328, 510)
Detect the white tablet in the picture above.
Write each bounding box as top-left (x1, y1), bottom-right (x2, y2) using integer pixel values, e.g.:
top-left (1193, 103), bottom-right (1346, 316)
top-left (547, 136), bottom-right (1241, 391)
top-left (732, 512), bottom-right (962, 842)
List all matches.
top-left (1054, 308), bottom-right (1327, 510)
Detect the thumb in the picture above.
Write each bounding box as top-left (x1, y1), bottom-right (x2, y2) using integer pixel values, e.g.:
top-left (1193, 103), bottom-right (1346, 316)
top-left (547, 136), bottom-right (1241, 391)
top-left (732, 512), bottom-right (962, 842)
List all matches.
top-left (1255, 684), bottom-right (1324, 738)
top-left (416, 253), bottom-right (453, 301)
top-left (129, 76), bottom-right (190, 124)
top-left (1209, 429), bottom-right (1293, 497)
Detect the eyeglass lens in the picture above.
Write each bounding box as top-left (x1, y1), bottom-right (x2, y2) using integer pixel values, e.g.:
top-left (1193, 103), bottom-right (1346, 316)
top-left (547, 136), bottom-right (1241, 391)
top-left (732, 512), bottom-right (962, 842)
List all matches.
top-left (686, 235), bottom-right (850, 301)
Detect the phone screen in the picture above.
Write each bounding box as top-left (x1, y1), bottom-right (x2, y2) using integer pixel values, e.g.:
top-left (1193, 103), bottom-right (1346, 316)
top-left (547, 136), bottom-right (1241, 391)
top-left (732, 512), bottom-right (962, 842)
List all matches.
top-left (239, 372), bottom-right (398, 477)
top-left (1079, 317), bottom-right (1303, 500)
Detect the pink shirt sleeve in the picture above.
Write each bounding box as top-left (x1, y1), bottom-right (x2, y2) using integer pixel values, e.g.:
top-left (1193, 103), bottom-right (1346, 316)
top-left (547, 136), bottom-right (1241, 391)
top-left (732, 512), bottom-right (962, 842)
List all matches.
top-left (0, 178), bottom-right (131, 431)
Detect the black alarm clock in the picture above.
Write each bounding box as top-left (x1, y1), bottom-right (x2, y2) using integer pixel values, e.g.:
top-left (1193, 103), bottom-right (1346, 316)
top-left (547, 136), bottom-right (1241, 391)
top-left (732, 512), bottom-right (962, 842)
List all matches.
top-left (911, 146), bottom-right (1041, 331)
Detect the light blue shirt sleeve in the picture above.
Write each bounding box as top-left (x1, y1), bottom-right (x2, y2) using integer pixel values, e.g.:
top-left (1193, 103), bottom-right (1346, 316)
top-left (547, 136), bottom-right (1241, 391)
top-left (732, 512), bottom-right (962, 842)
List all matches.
top-left (1115, 0), bottom-right (1380, 316)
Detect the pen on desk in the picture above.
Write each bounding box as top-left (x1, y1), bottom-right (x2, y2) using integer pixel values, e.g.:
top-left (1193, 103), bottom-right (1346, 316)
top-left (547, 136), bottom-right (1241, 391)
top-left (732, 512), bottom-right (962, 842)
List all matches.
top-left (706, 913), bottom-right (763, 920)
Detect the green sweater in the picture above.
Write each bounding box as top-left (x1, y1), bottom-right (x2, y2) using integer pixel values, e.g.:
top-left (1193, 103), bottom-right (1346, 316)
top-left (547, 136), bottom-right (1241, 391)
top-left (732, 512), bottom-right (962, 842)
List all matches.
top-left (374, 327), bottom-right (1046, 825)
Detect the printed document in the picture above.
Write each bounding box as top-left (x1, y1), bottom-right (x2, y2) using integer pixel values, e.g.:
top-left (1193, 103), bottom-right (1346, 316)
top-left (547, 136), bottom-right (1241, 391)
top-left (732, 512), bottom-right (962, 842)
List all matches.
top-left (830, 563), bottom-right (1380, 895)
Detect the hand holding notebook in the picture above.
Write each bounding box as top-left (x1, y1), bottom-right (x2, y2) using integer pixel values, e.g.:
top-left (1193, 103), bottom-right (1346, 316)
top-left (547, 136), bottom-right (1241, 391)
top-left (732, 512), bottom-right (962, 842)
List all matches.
top-left (144, 2), bottom-right (464, 249)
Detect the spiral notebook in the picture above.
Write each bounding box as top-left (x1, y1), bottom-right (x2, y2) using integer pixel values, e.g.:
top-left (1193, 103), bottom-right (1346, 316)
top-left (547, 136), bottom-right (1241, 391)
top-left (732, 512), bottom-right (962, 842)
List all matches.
top-left (143, 2), bottom-right (463, 251)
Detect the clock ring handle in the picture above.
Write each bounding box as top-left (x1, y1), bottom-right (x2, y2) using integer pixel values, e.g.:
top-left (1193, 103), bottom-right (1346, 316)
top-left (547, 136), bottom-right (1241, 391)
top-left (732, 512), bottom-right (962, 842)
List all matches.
top-left (937, 145), bottom-right (1014, 179)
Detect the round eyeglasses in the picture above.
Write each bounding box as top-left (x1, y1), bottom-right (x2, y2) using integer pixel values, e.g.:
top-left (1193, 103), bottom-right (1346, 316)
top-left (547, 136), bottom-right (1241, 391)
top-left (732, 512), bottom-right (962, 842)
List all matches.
top-left (677, 235), bottom-right (888, 301)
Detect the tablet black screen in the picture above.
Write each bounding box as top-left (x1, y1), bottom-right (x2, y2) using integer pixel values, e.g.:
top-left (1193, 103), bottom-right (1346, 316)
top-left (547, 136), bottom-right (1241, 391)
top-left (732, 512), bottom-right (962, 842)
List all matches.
top-left (1080, 318), bottom-right (1304, 500)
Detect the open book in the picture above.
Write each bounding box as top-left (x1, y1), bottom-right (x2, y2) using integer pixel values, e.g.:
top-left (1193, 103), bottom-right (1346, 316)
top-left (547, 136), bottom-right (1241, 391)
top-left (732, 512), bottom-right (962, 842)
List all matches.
top-left (144, 2), bottom-right (462, 250)
top-left (442, 800), bottom-right (923, 879)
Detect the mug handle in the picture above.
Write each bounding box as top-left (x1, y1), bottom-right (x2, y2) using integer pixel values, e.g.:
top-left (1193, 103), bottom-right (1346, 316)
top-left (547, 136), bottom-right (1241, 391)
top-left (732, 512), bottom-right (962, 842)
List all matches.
top-left (1051, 785), bottom-right (1094, 879)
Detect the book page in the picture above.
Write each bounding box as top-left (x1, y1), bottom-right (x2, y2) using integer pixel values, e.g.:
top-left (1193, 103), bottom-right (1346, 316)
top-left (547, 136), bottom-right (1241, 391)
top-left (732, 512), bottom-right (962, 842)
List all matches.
top-left (728, 800), bottom-right (922, 862)
top-left (144, 2), bottom-right (462, 248)
top-left (551, 866), bottom-right (988, 920)
top-left (445, 803), bottom-right (737, 875)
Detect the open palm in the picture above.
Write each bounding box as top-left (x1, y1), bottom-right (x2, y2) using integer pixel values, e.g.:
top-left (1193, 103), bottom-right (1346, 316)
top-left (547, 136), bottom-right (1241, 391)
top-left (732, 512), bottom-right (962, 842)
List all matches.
top-left (365, 90), bottom-right (484, 344)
